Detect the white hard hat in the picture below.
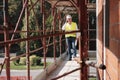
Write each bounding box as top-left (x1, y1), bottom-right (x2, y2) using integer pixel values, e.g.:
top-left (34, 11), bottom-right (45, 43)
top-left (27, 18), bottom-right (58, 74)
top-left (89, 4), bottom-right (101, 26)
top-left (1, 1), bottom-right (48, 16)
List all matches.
top-left (66, 15), bottom-right (72, 19)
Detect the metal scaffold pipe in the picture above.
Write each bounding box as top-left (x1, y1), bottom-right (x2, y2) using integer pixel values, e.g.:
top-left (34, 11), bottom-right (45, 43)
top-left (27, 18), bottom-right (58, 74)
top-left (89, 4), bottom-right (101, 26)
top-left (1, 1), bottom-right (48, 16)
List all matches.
top-left (3, 0), bottom-right (10, 80)
top-left (74, 57), bottom-right (106, 70)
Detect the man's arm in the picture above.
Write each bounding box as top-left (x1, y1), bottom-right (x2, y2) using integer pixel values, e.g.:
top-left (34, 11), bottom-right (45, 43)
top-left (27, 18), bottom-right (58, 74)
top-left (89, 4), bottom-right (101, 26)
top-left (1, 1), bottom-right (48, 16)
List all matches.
top-left (62, 23), bottom-right (66, 30)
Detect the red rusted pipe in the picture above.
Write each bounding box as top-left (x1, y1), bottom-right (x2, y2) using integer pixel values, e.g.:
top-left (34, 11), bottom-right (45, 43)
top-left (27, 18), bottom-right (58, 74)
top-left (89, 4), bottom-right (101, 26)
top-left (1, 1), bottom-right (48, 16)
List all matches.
top-left (0, 58), bottom-right (6, 75)
top-left (42, 0), bottom-right (47, 69)
top-left (0, 30), bottom-right (80, 45)
top-left (3, 0), bottom-right (10, 80)
top-left (29, 0), bottom-right (39, 11)
top-left (25, 0), bottom-right (30, 79)
top-left (79, 0), bottom-right (88, 80)
top-left (51, 67), bottom-right (81, 80)
top-left (58, 11), bottom-right (62, 56)
top-left (10, 0), bottom-right (28, 41)
top-left (69, 0), bottom-right (79, 12)
top-left (52, 7), bottom-right (57, 62)
top-left (10, 39), bottom-right (65, 62)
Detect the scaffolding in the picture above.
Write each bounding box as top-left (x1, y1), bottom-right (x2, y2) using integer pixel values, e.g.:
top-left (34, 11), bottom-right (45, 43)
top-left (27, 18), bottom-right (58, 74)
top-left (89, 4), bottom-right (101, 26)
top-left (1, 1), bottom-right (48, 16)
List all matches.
top-left (0, 0), bottom-right (99, 80)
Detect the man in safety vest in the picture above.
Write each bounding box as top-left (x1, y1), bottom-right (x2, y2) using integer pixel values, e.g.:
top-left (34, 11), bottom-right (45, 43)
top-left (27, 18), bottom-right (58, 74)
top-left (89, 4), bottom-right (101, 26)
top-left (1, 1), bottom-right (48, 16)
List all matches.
top-left (62, 14), bottom-right (79, 60)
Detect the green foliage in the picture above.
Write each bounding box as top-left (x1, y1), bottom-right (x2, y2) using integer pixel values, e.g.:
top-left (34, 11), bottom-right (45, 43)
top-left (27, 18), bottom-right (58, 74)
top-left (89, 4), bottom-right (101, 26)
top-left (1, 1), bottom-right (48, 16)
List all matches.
top-left (30, 55), bottom-right (41, 66)
top-left (71, 14), bottom-right (78, 24)
top-left (45, 2), bottom-right (51, 11)
top-left (19, 55), bottom-right (41, 66)
top-left (10, 61), bottom-right (45, 70)
top-left (30, 55), bottom-right (36, 66)
top-left (8, 0), bottom-right (23, 29)
top-left (11, 57), bottom-right (18, 65)
top-left (16, 51), bottom-right (24, 63)
top-left (89, 78), bottom-right (96, 80)
top-left (10, 51), bottom-right (24, 65)
top-left (10, 44), bottom-right (20, 53)
top-left (46, 15), bottom-right (53, 30)
top-left (19, 57), bottom-right (26, 65)
top-left (20, 1), bottom-right (43, 53)
top-left (19, 1), bottom-right (53, 56)
top-left (8, 0), bottom-right (22, 15)
top-left (89, 0), bottom-right (96, 3)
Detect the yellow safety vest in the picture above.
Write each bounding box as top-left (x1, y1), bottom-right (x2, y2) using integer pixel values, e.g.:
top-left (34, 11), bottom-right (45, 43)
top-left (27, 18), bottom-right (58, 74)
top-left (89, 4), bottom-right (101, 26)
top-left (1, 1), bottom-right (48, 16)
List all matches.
top-left (65, 22), bottom-right (77, 38)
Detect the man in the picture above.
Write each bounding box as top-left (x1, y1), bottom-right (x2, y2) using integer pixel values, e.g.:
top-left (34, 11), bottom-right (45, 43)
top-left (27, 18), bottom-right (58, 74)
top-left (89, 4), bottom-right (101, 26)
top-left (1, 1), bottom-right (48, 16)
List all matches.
top-left (62, 14), bottom-right (78, 60)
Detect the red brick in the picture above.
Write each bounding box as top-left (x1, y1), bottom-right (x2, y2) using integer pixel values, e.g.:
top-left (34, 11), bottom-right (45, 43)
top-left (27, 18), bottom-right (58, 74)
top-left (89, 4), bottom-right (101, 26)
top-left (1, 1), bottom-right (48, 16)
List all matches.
top-left (119, 61), bottom-right (120, 80)
top-left (97, 0), bottom-right (120, 80)
top-left (106, 49), bottom-right (119, 80)
top-left (109, 39), bottom-right (119, 56)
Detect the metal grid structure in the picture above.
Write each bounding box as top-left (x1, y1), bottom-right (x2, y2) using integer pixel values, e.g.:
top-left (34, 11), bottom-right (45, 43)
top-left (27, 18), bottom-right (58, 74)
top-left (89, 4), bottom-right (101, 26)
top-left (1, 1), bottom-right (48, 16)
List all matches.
top-left (0, 0), bottom-right (96, 80)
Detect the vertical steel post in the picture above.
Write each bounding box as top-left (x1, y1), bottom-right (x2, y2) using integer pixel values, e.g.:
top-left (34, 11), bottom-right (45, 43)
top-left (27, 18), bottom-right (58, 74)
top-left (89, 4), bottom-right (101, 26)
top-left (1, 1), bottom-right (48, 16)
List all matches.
top-left (58, 11), bottom-right (62, 56)
top-left (52, 5), bottom-right (56, 62)
top-left (77, 0), bottom-right (81, 30)
top-left (80, 0), bottom-right (88, 80)
top-left (42, 0), bottom-right (47, 69)
top-left (53, 12), bottom-right (56, 61)
top-left (51, 1), bottom-right (61, 60)
top-left (3, 0), bottom-right (10, 80)
top-left (25, 0), bottom-right (30, 80)
top-left (10, 0), bottom-right (28, 42)
top-left (76, 1), bottom-right (82, 79)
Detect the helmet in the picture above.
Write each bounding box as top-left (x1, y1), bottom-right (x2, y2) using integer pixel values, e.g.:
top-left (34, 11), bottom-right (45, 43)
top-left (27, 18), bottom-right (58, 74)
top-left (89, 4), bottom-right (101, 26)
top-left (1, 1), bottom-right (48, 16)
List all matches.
top-left (66, 14), bottom-right (72, 19)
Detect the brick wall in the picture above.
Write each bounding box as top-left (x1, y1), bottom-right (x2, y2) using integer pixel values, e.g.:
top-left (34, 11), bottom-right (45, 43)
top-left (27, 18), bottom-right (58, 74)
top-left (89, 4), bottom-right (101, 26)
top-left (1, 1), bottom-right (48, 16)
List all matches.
top-left (97, 0), bottom-right (120, 80)
top-left (106, 49), bottom-right (119, 80)
top-left (109, 0), bottom-right (120, 58)
top-left (108, 0), bottom-right (120, 80)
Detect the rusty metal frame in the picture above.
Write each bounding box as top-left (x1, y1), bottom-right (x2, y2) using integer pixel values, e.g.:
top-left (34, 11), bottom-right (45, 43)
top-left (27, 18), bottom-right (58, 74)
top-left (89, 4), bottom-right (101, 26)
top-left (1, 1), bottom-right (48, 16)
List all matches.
top-left (1, 0), bottom-right (82, 79)
top-left (25, 0), bottom-right (30, 79)
top-left (51, 67), bottom-right (81, 80)
top-left (50, 57), bottom-right (106, 80)
top-left (3, 0), bottom-right (10, 80)
top-left (0, 0), bottom-right (92, 80)
top-left (0, 30), bottom-right (80, 45)
top-left (79, 0), bottom-right (89, 80)
top-left (0, 58), bottom-right (6, 75)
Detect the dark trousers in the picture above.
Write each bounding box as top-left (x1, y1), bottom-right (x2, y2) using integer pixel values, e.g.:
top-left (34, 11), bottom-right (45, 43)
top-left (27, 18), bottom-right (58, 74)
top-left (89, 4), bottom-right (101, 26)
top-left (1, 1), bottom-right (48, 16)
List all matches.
top-left (66, 37), bottom-right (77, 59)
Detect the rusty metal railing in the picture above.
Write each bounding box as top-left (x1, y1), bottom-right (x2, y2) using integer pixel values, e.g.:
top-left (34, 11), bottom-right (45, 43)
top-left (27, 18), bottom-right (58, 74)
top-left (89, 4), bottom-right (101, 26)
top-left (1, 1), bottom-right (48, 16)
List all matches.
top-left (51, 57), bottom-right (106, 80)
